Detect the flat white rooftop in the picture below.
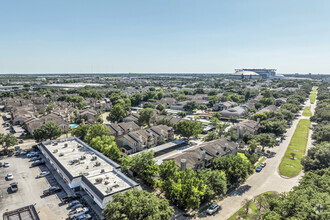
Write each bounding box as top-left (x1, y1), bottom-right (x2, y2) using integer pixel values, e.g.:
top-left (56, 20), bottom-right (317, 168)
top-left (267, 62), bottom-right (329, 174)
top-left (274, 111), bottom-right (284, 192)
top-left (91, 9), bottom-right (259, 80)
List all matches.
top-left (39, 137), bottom-right (137, 198)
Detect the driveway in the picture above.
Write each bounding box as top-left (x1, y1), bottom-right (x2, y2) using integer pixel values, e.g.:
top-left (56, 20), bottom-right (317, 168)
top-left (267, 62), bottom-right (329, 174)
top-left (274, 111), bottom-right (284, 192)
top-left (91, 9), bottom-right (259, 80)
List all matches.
top-left (201, 96), bottom-right (317, 220)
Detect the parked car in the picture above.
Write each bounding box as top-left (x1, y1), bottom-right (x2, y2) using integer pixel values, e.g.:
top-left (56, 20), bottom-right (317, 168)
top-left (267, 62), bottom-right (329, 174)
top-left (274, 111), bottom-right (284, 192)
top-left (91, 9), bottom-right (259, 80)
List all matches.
top-left (22, 150), bottom-right (29, 155)
top-left (74, 214), bottom-right (92, 220)
top-left (206, 203), bottom-right (220, 215)
top-left (71, 203), bottom-right (84, 210)
top-left (62, 194), bottom-right (81, 204)
top-left (27, 152), bottom-right (38, 158)
top-left (19, 139), bottom-right (23, 144)
top-left (69, 207), bottom-right (89, 219)
top-left (29, 156), bottom-right (41, 162)
top-left (68, 200), bottom-right (80, 208)
top-left (260, 162), bottom-right (266, 168)
top-left (3, 162), bottom-right (10, 167)
top-left (36, 171), bottom-right (50, 178)
top-left (15, 151), bottom-right (21, 156)
top-left (0, 162), bottom-right (2, 167)
top-left (32, 160), bottom-right (45, 167)
top-left (6, 173), bottom-right (14, 180)
top-left (256, 166), bottom-right (262, 172)
top-left (43, 186), bottom-right (62, 196)
top-left (10, 182), bottom-right (18, 192)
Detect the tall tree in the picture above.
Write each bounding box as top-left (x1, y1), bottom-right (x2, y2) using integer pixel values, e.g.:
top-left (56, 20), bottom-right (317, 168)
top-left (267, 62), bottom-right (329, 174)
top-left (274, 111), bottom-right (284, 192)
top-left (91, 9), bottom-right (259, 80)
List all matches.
top-left (89, 135), bottom-right (121, 161)
top-left (213, 154), bottom-right (253, 186)
top-left (102, 189), bottom-right (174, 220)
top-left (138, 108), bottom-right (155, 126)
top-left (123, 151), bottom-right (159, 186)
top-left (183, 101), bottom-right (198, 113)
top-left (84, 123), bottom-right (110, 144)
top-left (33, 122), bottom-right (62, 142)
top-left (0, 133), bottom-right (18, 153)
top-left (107, 104), bottom-right (125, 122)
top-left (302, 142), bottom-right (330, 171)
top-left (174, 120), bottom-right (203, 140)
top-left (71, 124), bottom-right (90, 140)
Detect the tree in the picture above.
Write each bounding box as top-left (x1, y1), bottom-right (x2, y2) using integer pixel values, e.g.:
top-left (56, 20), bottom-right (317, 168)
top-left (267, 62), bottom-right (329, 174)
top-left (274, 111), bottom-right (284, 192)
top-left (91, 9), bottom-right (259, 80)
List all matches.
top-left (156, 104), bottom-right (165, 111)
top-left (138, 108), bottom-right (155, 126)
top-left (89, 135), bottom-right (121, 161)
top-left (183, 101), bottom-right (198, 113)
top-left (302, 142), bottom-right (330, 171)
top-left (123, 151), bottom-right (159, 186)
top-left (130, 93), bottom-right (143, 106)
top-left (174, 120), bottom-right (203, 140)
top-left (258, 119), bottom-right (286, 136)
top-left (143, 102), bottom-right (155, 109)
top-left (84, 123), bottom-right (110, 144)
top-left (107, 104), bottom-right (125, 122)
top-left (252, 113), bottom-right (267, 121)
top-left (45, 102), bottom-right (56, 113)
top-left (0, 133), bottom-right (18, 153)
top-left (160, 168), bottom-right (206, 210)
top-left (177, 112), bottom-right (186, 118)
top-left (102, 189), bottom-right (174, 220)
top-left (290, 152), bottom-right (296, 160)
top-left (311, 122), bottom-right (330, 143)
top-left (33, 122), bottom-right (62, 142)
top-left (213, 154), bottom-right (254, 186)
top-left (198, 169), bottom-right (227, 200)
top-left (71, 124), bottom-right (90, 140)
top-left (254, 133), bottom-right (277, 151)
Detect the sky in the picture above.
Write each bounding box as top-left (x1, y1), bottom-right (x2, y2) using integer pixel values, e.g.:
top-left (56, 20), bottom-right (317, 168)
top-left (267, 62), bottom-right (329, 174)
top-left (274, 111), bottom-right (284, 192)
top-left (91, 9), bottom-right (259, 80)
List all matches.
top-left (0, 0), bottom-right (330, 74)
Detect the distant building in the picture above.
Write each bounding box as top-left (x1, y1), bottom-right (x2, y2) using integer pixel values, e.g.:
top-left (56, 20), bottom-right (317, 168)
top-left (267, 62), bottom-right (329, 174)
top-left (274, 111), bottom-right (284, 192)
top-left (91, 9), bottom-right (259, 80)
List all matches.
top-left (231, 70), bottom-right (261, 79)
top-left (235, 68), bottom-right (277, 79)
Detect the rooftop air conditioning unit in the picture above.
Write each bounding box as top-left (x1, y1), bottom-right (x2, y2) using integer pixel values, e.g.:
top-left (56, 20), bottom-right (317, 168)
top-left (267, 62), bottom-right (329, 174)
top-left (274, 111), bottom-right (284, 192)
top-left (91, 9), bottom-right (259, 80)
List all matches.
top-left (53, 149), bottom-right (58, 153)
top-left (95, 178), bottom-right (103, 183)
top-left (101, 169), bottom-right (105, 173)
top-left (59, 153), bottom-right (64, 157)
top-left (64, 143), bottom-right (68, 148)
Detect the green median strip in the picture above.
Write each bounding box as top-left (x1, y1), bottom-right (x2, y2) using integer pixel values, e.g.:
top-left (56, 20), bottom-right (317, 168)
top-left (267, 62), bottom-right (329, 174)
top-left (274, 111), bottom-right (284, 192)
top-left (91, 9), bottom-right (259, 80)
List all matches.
top-left (279, 119), bottom-right (311, 178)
top-left (302, 106), bottom-right (312, 117)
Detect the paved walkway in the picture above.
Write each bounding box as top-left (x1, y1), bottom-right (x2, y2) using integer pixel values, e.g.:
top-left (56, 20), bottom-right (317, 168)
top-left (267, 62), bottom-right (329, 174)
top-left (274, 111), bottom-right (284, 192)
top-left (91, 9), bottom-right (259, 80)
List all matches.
top-left (201, 95), bottom-right (317, 220)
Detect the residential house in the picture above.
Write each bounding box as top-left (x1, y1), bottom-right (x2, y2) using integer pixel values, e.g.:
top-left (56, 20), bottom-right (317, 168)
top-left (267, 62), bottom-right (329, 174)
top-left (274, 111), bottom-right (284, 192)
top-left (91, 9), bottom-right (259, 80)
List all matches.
top-left (213, 101), bottom-right (237, 111)
top-left (107, 121), bottom-right (140, 137)
top-left (236, 119), bottom-right (260, 138)
top-left (256, 105), bottom-right (278, 114)
top-left (157, 98), bottom-right (177, 108)
top-left (164, 138), bottom-right (238, 170)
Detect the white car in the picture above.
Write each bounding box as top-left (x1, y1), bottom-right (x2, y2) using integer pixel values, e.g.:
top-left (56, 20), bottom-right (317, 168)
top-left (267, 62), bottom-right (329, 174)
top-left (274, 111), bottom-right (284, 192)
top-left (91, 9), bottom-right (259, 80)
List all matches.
top-left (206, 203), bottom-right (220, 215)
top-left (6, 173), bottom-right (14, 180)
top-left (4, 162), bottom-right (10, 167)
top-left (69, 207), bottom-right (89, 219)
top-left (36, 171), bottom-right (50, 178)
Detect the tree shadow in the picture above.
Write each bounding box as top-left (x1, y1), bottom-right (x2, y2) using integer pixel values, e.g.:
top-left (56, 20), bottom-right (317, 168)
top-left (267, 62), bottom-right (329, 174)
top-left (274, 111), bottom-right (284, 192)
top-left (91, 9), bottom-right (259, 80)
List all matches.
top-left (228, 184), bottom-right (252, 196)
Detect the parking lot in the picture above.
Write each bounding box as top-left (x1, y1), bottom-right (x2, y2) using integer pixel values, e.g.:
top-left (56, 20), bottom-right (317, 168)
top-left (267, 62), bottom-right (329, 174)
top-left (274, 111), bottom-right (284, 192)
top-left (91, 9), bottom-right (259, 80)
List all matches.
top-left (0, 152), bottom-right (70, 220)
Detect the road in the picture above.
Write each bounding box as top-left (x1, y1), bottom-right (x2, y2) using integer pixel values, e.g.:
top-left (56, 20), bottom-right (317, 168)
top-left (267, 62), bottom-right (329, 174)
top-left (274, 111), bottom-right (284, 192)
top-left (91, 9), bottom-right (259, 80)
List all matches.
top-left (202, 96), bottom-right (317, 220)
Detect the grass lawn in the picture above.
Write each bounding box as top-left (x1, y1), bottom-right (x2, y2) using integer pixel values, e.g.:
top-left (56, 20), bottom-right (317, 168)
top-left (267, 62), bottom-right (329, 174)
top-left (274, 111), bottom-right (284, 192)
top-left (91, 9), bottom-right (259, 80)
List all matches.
top-left (279, 119), bottom-right (311, 178)
top-left (302, 106), bottom-right (312, 117)
top-left (228, 192), bottom-right (277, 220)
top-left (255, 157), bottom-right (266, 168)
top-left (312, 86), bottom-right (318, 93)
top-left (309, 92), bottom-right (316, 103)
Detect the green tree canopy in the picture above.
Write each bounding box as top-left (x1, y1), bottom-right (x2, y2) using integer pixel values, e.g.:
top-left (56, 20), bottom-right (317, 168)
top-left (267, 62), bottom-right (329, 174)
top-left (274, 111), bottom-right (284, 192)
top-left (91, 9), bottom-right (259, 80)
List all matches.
top-left (84, 123), bottom-right (110, 144)
top-left (33, 122), bottom-right (62, 142)
top-left (71, 124), bottom-right (90, 140)
top-left (0, 133), bottom-right (18, 153)
top-left (302, 142), bottom-right (330, 171)
top-left (107, 104), bottom-right (125, 123)
top-left (89, 135), bottom-right (121, 161)
top-left (102, 189), bottom-right (174, 220)
top-left (174, 120), bottom-right (203, 140)
top-left (213, 154), bottom-right (253, 186)
top-left (183, 101), bottom-right (198, 113)
top-left (138, 108), bottom-right (155, 126)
